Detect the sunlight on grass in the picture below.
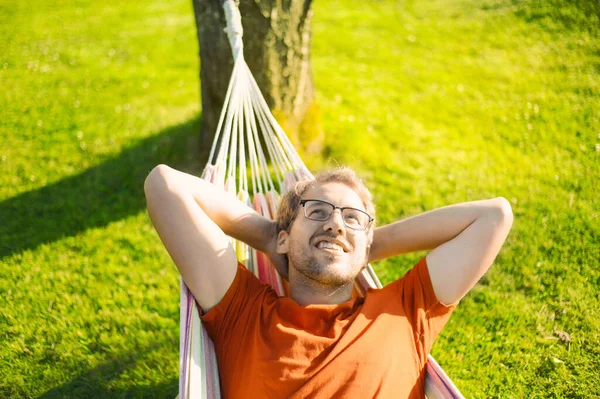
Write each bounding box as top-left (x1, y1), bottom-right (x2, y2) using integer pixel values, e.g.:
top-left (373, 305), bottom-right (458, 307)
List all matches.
top-left (1, 0), bottom-right (598, 396)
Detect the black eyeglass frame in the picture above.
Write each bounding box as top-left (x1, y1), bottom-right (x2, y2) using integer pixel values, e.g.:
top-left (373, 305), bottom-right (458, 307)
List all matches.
top-left (298, 199), bottom-right (374, 231)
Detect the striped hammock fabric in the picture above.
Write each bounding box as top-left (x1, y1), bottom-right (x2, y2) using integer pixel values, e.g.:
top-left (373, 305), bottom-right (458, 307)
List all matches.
top-left (177, 1), bottom-right (464, 398)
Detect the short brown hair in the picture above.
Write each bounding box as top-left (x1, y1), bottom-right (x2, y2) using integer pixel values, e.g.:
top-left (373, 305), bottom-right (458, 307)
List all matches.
top-left (276, 167), bottom-right (376, 240)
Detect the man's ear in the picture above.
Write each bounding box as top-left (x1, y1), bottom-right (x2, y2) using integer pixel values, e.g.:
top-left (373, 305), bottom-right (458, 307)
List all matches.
top-left (276, 230), bottom-right (290, 254)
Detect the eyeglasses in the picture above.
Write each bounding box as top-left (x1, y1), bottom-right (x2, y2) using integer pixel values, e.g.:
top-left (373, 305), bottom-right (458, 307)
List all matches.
top-left (299, 199), bottom-right (374, 231)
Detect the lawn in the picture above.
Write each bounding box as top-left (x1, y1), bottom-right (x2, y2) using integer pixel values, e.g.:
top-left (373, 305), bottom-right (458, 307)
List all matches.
top-left (1, 0), bottom-right (598, 397)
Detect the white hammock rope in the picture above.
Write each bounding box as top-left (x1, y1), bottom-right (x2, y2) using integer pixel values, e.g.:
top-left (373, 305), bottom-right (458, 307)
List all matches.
top-left (207, 57), bottom-right (240, 167)
top-left (179, 0), bottom-right (464, 398)
top-left (207, 57), bottom-right (303, 195)
top-left (222, 0), bottom-right (244, 62)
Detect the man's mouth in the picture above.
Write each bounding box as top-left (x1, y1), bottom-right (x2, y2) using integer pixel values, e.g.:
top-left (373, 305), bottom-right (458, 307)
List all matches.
top-left (316, 241), bottom-right (346, 252)
top-left (313, 236), bottom-right (350, 253)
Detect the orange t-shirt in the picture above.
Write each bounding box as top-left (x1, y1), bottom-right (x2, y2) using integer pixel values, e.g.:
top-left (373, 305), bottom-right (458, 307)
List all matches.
top-left (200, 257), bottom-right (455, 398)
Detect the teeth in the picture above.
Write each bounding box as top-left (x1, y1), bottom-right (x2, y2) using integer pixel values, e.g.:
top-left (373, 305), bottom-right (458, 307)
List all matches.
top-left (317, 241), bottom-right (344, 251)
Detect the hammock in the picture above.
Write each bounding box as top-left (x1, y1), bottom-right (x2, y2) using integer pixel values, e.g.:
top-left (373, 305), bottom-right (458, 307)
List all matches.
top-left (178, 1), bottom-right (464, 398)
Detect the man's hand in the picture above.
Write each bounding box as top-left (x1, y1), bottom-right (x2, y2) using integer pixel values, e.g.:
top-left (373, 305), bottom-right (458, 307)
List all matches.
top-left (262, 221), bottom-right (289, 281)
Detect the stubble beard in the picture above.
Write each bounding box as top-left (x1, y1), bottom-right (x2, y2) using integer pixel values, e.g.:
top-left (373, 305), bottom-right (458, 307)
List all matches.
top-left (287, 238), bottom-right (366, 288)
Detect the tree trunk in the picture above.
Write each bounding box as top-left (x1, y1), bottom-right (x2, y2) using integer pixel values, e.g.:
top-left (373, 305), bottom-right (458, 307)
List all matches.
top-left (192, 0), bottom-right (321, 157)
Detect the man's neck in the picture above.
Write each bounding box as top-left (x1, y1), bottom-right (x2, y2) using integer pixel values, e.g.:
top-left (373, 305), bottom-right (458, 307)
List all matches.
top-left (288, 267), bottom-right (354, 306)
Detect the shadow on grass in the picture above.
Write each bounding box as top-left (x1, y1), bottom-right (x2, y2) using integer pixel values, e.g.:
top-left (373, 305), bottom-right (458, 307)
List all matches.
top-left (1, 116), bottom-right (207, 259)
top-left (38, 340), bottom-right (178, 398)
top-left (514, 0), bottom-right (600, 33)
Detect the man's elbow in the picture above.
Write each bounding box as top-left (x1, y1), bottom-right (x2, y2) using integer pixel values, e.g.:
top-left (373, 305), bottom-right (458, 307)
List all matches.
top-left (144, 164), bottom-right (173, 200)
top-left (490, 197), bottom-right (514, 226)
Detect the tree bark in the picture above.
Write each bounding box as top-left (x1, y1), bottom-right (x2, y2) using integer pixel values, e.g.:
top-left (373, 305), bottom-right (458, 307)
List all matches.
top-left (192, 0), bottom-right (320, 156)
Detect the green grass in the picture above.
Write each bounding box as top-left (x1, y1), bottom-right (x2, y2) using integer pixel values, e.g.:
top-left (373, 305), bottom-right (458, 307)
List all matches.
top-left (1, 0), bottom-right (598, 397)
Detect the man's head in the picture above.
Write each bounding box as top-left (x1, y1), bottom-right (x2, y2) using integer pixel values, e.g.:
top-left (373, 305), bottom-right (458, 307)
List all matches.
top-left (275, 167), bottom-right (376, 288)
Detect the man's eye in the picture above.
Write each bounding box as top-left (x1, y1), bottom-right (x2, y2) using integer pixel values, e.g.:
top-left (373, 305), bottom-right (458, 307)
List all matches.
top-left (344, 212), bottom-right (360, 221)
top-left (310, 209), bottom-right (327, 217)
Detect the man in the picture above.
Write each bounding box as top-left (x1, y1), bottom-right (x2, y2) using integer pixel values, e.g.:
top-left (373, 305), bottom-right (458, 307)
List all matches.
top-left (144, 164), bottom-right (513, 398)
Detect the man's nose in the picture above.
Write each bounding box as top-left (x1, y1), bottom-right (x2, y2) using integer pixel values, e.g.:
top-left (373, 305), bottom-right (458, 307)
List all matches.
top-left (323, 209), bottom-right (345, 233)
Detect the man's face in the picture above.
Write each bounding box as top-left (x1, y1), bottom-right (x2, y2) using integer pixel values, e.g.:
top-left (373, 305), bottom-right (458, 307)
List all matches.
top-left (277, 182), bottom-right (371, 288)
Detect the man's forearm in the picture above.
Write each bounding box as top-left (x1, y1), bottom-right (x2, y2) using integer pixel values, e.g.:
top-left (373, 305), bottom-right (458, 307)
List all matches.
top-left (369, 198), bottom-right (508, 262)
top-left (151, 165), bottom-right (274, 252)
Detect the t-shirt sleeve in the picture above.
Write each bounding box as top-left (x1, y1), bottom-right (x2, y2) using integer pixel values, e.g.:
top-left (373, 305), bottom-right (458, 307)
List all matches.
top-left (387, 256), bottom-right (457, 361)
top-left (199, 263), bottom-right (271, 346)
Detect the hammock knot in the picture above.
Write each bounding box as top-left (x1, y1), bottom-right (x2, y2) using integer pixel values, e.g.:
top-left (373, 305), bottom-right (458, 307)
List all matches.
top-left (222, 0), bottom-right (244, 61)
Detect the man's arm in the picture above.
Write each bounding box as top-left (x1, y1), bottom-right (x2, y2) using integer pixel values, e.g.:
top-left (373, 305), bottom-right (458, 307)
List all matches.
top-left (144, 164), bottom-right (276, 312)
top-left (369, 198), bottom-right (513, 305)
